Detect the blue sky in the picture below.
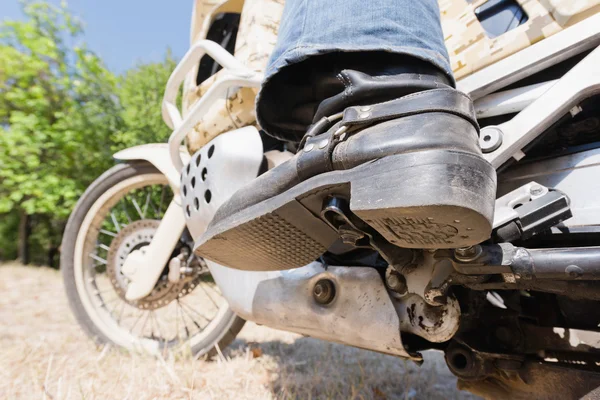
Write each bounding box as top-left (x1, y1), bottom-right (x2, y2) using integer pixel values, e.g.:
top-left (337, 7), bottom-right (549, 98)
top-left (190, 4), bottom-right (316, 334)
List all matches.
top-left (2, 0), bottom-right (192, 73)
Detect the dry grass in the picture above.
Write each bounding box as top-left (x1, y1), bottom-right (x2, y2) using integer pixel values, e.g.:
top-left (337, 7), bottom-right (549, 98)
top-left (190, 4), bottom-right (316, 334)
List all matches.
top-left (0, 263), bottom-right (479, 399)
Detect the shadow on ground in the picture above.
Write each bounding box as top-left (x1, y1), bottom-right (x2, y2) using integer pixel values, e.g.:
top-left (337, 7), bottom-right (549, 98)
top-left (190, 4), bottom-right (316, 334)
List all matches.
top-left (226, 332), bottom-right (479, 400)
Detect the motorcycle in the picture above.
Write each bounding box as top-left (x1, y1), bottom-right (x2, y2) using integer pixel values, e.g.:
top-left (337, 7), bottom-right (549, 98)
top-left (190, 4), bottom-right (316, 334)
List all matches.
top-left (61, 0), bottom-right (600, 398)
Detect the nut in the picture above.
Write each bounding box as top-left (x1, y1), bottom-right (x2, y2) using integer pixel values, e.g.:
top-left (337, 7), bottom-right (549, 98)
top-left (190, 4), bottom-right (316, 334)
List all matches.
top-left (454, 245), bottom-right (483, 262)
top-left (313, 279), bottom-right (336, 305)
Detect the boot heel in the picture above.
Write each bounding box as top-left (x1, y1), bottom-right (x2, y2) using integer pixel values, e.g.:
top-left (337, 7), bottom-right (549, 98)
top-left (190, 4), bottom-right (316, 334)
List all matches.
top-left (350, 150), bottom-right (496, 249)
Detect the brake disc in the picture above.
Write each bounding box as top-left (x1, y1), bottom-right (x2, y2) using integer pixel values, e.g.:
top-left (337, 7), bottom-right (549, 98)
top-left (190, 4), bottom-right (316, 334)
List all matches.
top-left (106, 219), bottom-right (200, 310)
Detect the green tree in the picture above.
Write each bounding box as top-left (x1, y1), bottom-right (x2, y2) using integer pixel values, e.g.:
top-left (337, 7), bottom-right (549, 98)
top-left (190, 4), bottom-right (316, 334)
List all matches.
top-left (0, 1), bottom-right (179, 267)
top-left (114, 52), bottom-right (178, 148)
top-left (0, 1), bottom-right (122, 265)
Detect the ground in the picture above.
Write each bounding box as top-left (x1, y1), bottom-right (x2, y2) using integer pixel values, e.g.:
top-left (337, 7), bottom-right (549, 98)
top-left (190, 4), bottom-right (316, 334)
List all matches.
top-left (0, 263), bottom-right (480, 399)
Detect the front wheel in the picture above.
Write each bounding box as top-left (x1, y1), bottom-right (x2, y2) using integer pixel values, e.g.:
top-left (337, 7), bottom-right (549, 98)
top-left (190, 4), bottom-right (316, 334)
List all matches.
top-left (61, 162), bottom-right (244, 358)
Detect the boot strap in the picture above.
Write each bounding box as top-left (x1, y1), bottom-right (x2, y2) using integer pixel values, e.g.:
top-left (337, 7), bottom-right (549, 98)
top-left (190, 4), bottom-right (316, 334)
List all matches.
top-left (341, 88), bottom-right (479, 133)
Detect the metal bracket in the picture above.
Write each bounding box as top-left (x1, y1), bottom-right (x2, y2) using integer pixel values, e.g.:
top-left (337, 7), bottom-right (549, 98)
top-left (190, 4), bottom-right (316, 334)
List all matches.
top-left (493, 182), bottom-right (572, 242)
top-left (483, 46), bottom-right (600, 169)
top-left (494, 182), bottom-right (549, 228)
top-left (320, 196), bottom-right (416, 270)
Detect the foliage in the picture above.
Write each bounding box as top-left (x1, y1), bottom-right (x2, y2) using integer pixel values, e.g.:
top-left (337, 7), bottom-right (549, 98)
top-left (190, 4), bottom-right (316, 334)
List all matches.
top-left (114, 51), bottom-right (177, 148)
top-left (0, 1), bottom-right (177, 266)
top-left (0, 1), bottom-right (121, 218)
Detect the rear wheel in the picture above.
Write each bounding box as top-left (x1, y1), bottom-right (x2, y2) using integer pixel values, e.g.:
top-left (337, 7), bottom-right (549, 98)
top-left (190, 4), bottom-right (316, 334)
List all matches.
top-left (61, 162), bottom-right (244, 358)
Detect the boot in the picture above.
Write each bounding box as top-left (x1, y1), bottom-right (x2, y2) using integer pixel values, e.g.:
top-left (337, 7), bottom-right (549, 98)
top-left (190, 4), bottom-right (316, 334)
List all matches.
top-left (194, 64), bottom-right (497, 271)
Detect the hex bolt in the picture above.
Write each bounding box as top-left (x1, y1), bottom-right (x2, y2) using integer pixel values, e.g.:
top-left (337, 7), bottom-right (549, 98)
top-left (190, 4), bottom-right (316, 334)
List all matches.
top-left (529, 184), bottom-right (544, 196)
top-left (454, 245), bottom-right (482, 262)
top-left (313, 279), bottom-right (336, 305)
top-left (386, 272), bottom-right (407, 294)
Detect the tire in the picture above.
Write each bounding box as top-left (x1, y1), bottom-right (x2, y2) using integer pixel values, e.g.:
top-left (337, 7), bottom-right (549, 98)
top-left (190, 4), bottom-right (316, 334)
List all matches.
top-left (61, 162), bottom-right (245, 358)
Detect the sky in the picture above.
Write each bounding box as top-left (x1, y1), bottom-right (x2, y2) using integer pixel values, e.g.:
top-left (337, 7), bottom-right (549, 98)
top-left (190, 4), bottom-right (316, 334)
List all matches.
top-left (2, 0), bottom-right (192, 74)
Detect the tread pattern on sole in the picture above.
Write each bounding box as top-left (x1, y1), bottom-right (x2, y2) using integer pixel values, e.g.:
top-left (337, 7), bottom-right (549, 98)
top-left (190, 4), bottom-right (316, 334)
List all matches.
top-left (372, 216), bottom-right (461, 247)
top-left (199, 211), bottom-right (327, 271)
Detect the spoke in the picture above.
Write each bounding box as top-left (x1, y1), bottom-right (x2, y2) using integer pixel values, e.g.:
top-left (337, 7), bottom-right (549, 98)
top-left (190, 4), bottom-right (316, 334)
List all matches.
top-left (142, 189), bottom-right (151, 219)
top-left (131, 198), bottom-right (144, 219)
top-left (128, 310), bottom-right (145, 334)
top-left (177, 300), bottom-right (191, 338)
top-left (175, 301), bottom-right (182, 342)
top-left (120, 200), bottom-right (132, 224)
top-left (110, 212), bottom-right (121, 233)
top-left (210, 284), bottom-right (222, 295)
top-left (150, 311), bottom-right (165, 341)
top-left (94, 292), bottom-right (118, 310)
top-left (108, 298), bottom-right (122, 317)
top-left (97, 243), bottom-right (111, 252)
top-left (92, 288), bottom-right (114, 296)
top-left (198, 283), bottom-right (220, 309)
top-left (205, 283), bottom-right (224, 300)
top-left (180, 306), bottom-right (201, 335)
top-left (146, 189), bottom-right (161, 219)
top-left (179, 300), bottom-right (210, 326)
top-left (139, 310), bottom-right (152, 337)
top-left (100, 229), bottom-right (117, 238)
top-left (89, 253), bottom-right (107, 265)
top-left (158, 186), bottom-right (166, 218)
top-left (103, 296), bottom-right (120, 306)
top-left (116, 302), bottom-right (126, 324)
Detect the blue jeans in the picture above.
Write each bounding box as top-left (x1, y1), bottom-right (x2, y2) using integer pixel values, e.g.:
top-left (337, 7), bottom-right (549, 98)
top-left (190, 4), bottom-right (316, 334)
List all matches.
top-left (257, 0), bottom-right (452, 140)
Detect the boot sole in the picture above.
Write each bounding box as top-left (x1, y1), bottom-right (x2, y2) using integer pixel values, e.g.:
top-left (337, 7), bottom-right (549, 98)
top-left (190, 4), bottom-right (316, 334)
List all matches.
top-left (195, 149), bottom-right (497, 271)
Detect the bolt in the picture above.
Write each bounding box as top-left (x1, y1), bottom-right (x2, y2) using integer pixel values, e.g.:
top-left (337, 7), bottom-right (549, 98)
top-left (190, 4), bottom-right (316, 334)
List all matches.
top-left (313, 279), bottom-right (336, 305)
top-left (386, 272), bottom-right (407, 294)
top-left (565, 264), bottom-right (583, 279)
top-left (340, 232), bottom-right (364, 245)
top-left (529, 185), bottom-right (544, 196)
top-left (454, 245), bottom-right (482, 262)
top-left (304, 143), bottom-right (314, 152)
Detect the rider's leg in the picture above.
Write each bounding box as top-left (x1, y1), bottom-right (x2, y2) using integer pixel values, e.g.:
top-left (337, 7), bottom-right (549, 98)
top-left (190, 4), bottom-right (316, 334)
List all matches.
top-left (257, 0), bottom-right (454, 141)
top-left (194, 0), bottom-right (497, 271)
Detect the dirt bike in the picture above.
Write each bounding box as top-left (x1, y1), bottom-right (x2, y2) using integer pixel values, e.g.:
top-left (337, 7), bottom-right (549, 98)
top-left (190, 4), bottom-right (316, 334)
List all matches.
top-left (61, 0), bottom-right (600, 398)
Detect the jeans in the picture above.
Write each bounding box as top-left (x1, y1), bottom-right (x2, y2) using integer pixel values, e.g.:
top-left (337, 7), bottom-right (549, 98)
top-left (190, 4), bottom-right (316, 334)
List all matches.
top-left (257, 0), bottom-right (452, 141)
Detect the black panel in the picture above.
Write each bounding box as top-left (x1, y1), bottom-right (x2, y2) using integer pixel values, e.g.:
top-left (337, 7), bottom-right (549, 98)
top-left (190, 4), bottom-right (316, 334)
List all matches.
top-left (196, 13), bottom-right (241, 85)
top-left (475, 0), bottom-right (528, 38)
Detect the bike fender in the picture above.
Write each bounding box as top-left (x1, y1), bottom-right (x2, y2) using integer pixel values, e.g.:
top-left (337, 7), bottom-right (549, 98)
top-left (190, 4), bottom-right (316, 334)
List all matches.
top-left (113, 144), bottom-right (190, 191)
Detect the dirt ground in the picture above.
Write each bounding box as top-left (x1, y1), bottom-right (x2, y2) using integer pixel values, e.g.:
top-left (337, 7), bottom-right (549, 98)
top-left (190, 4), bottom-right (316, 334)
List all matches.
top-left (0, 263), bottom-right (480, 399)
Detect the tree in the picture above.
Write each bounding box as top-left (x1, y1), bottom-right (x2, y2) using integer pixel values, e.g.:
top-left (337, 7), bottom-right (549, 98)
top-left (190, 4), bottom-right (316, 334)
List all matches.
top-left (0, 1), bottom-right (179, 267)
top-left (114, 52), bottom-right (178, 149)
top-left (0, 1), bottom-right (122, 265)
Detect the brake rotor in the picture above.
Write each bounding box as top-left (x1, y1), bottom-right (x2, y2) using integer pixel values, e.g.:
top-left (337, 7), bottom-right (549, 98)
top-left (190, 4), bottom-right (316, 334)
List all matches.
top-left (106, 219), bottom-right (200, 310)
